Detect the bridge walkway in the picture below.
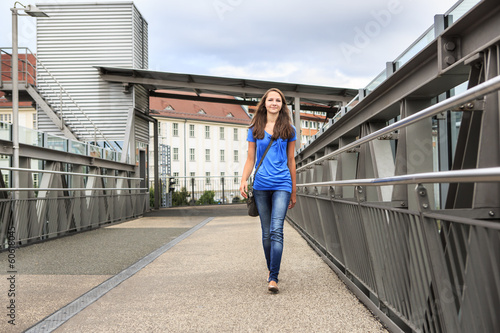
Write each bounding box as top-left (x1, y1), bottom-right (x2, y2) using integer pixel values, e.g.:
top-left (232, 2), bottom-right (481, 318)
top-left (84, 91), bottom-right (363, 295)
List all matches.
top-left (1, 205), bottom-right (387, 332)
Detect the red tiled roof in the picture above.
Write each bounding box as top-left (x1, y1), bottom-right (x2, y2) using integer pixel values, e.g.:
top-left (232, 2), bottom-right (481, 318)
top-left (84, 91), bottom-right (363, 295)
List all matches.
top-left (150, 90), bottom-right (251, 125)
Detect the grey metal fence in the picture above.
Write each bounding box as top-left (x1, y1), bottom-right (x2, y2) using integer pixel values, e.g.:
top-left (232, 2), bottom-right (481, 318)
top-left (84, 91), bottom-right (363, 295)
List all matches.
top-left (151, 176), bottom-right (245, 207)
top-left (289, 182), bottom-right (500, 333)
top-left (0, 167), bottom-right (148, 249)
top-left (290, 38), bottom-right (500, 332)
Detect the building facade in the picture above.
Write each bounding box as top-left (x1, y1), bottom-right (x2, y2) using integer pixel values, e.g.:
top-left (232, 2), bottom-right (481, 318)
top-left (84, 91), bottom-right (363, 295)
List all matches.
top-left (148, 91), bottom-right (251, 202)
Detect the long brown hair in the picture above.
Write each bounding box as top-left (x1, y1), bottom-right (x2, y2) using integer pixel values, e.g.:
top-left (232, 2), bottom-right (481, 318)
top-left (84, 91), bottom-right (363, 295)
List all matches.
top-left (250, 88), bottom-right (294, 140)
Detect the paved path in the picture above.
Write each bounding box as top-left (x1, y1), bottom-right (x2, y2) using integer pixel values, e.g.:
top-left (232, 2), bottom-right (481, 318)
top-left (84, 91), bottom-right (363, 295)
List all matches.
top-left (0, 205), bottom-right (388, 332)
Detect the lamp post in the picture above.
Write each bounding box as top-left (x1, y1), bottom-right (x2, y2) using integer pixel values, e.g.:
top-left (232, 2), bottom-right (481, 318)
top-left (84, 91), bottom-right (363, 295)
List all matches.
top-left (10, 3), bottom-right (48, 198)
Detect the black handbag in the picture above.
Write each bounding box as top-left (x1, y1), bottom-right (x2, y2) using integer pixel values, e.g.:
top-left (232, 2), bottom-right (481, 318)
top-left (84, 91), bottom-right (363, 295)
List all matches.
top-left (247, 139), bottom-right (274, 217)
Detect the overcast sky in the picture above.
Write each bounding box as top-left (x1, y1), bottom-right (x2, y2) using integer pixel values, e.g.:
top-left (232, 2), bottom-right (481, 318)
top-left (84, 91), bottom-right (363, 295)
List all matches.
top-left (0, 0), bottom-right (460, 89)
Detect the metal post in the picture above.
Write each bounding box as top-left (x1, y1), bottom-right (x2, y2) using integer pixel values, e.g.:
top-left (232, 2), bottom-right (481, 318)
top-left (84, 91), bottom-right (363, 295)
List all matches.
top-left (153, 120), bottom-right (159, 209)
top-left (221, 177), bottom-right (225, 204)
top-left (11, 8), bottom-right (19, 202)
top-left (191, 177), bottom-right (195, 204)
top-left (294, 96), bottom-right (301, 149)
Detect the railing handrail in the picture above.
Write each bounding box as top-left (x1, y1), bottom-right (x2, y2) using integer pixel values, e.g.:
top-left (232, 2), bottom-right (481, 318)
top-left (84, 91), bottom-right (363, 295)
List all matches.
top-left (0, 166), bottom-right (142, 180)
top-left (297, 166), bottom-right (500, 187)
top-left (297, 74), bottom-right (500, 172)
top-left (0, 187), bottom-right (148, 192)
top-left (164, 175), bottom-right (242, 179)
top-left (0, 120), bottom-right (122, 163)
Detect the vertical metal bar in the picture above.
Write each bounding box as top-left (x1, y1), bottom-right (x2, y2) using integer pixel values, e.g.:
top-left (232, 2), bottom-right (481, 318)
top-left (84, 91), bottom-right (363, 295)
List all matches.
top-left (294, 96), bottom-right (301, 149)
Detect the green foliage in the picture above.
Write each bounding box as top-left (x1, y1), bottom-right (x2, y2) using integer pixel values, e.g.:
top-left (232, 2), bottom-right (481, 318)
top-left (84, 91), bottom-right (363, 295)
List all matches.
top-left (232, 196), bottom-right (241, 203)
top-left (197, 190), bottom-right (215, 205)
top-left (172, 187), bottom-right (190, 207)
top-left (149, 187), bottom-right (154, 207)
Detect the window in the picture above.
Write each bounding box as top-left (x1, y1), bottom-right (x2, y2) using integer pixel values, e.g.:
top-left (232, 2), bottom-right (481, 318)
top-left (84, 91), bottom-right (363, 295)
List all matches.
top-left (205, 126), bottom-right (210, 139)
top-left (221, 172), bottom-right (225, 178)
top-left (220, 150), bottom-right (225, 162)
top-left (173, 123), bottom-right (179, 136)
top-left (206, 172), bottom-right (211, 185)
top-left (32, 113), bottom-right (37, 129)
top-left (33, 174), bottom-right (39, 188)
top-left (190, 148), bottom-right (195, 161)
top-left (205, 149), bottom-right (210, 161)
top-left (173, 148), bottom-right (179, 161)
top-left (220, 127), bottom-right (225, 140)
top-left (234, 172), bottom-right (239, 184)
top-left (158, 122), bottom-right (162, 136)
top-left (234, 150), bottom-right (239, 162)
top-left (233, 128), bottom-right (238, 141)
top-left (173, 172), bottom-right (179, 177)
top-left (189, 124), bottom-right (195, 137)
top-left (2, 173), bottom-right (9, 186)
top-left (190, 172), bottom-right (195, 177)
top-left (0, 114), bottom-right (12, 123)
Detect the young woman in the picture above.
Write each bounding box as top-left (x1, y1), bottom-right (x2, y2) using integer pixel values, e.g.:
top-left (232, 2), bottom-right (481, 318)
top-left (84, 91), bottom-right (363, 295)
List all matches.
top-left (240, 88), bottom-right (297, 293)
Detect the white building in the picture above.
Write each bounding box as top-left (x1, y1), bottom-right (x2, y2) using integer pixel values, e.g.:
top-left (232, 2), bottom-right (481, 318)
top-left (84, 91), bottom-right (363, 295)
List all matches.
top-left (148, 91), bottom-right (251, 202)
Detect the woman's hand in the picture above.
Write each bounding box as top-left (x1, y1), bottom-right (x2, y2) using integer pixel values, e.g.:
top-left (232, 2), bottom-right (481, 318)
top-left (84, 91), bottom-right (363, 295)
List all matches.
top-left (240, 181), bottom-right (248, 198)
top-left (289, 192), bottom-right (296, 209)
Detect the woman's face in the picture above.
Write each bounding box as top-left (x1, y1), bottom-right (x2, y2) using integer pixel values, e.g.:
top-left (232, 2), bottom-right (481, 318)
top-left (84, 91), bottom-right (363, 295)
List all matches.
top-left (265, 91), bottom-right (283, 115)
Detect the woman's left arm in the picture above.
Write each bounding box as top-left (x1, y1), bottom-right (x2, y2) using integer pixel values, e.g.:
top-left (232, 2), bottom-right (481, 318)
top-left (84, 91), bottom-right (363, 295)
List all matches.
top-left (287, 141), bottom-right (297, 209)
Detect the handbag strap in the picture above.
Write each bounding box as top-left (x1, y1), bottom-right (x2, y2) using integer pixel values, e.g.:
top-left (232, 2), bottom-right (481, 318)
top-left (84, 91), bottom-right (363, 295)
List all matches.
top-left (252, 138), bottom-right (274, 181)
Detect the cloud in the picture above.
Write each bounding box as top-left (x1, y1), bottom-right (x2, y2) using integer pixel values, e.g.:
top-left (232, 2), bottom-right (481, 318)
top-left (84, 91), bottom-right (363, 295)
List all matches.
top-left (0, 0), bottom-right (461, 90)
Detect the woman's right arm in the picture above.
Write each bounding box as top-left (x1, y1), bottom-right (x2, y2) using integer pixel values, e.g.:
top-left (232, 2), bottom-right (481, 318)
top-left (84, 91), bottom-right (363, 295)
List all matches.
top-left (239, 141), bottom-right (256, 198)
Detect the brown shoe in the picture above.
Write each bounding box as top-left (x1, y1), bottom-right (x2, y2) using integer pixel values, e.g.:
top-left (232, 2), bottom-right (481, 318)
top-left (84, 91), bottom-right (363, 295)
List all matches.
top-left (268, 280), bottom-right (279, 292)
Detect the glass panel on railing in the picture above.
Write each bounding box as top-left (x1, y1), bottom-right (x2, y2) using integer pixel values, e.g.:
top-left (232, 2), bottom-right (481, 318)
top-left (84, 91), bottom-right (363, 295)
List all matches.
top-left (446, 0), bottom-right (481, 25)
top-left (46, 134), bottom-right (68, 151)
top-left (70, 140), bottom-right (87, 155)
top-left (395, 28), bottom-right (435, 69)
top-left (0, 122), bottom-right (11, 141)
top-left (103, 148), bottom-right (115, 161)
top-left (365, 70), bottom-right (387, 94)
top-left (89, 145), bottom-right (101, 158)
top-left (19, 126), bottom-right (42, 146)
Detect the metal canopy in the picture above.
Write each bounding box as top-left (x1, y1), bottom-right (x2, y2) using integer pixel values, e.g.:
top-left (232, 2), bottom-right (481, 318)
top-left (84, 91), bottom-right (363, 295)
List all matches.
top-left (95, 66), bottom-right (357, 108)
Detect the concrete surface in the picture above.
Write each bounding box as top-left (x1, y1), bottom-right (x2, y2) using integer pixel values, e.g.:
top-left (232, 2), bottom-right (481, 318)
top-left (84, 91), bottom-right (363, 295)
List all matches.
top-left (0, 205), bottom-right (388, 332)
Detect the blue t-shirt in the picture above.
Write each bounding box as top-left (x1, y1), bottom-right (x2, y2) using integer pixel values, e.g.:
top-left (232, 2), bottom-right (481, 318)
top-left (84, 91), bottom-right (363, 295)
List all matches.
top-left (247, 126), bottom-right (297, 192)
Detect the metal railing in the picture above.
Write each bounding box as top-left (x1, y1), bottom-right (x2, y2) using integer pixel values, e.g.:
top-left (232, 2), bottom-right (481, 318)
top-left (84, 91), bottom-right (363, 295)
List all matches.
top-left (297, 74), bottom-right (500, 173)
top-left (0, 121), bottom-right (122, 162)
top-left (151, 176), bottom-right (245, 207)
top-left (0, 166), bottom-right (147, 249)
top-left (290, 66), bottom-right (500, 332)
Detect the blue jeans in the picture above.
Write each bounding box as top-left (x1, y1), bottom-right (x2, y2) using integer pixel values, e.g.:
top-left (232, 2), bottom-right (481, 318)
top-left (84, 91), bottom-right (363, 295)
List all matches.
top-left (253, 190), bottom-right (291, 283)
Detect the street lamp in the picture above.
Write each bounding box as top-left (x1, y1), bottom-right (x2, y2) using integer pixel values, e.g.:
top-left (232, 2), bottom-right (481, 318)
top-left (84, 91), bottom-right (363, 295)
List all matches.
top-left (10, 2), bottom-right (48, 198)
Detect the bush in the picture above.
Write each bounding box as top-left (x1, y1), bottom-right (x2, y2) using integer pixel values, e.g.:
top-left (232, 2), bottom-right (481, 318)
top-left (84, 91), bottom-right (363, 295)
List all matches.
top-left (172, 187), bottom-right (190, 207)
top-left (197, 190), bottom-right (215, 205)
top-left (149, 187), bottom-right (155, 207)
top-left (232, 196), bottom-right (241, 203)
